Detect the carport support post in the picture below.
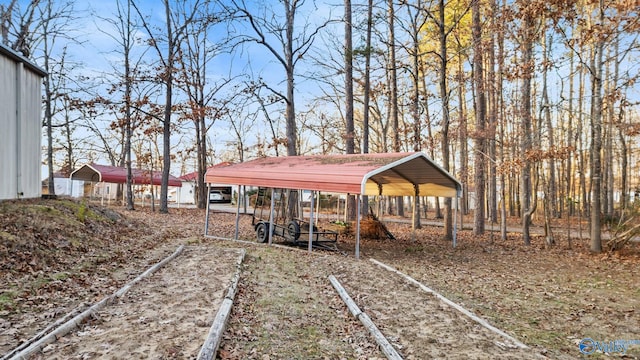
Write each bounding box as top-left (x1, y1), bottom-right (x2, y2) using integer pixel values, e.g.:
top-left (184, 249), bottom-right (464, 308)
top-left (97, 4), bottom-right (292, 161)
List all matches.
top-left (308, 191), bottom-right (315, 254)
top-left (453, 196), bottom-right (458, 247)
top-left (356, 194), bottom-right (361, 260)
top-left (268, 188), bottom-right (275, 245)
top-left (204, 184), bottom-right (211, 236)
top-left (412, 184), bottom-right (419, 241)
top-left (243, 185), bottom-right (247, 213)
top-left (234, 184), bottom-right (241, 240)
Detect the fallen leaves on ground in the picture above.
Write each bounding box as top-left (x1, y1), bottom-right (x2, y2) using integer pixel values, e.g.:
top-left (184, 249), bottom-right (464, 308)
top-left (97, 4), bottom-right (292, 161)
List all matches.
top-left (2, 200), bottom-right (639, 359)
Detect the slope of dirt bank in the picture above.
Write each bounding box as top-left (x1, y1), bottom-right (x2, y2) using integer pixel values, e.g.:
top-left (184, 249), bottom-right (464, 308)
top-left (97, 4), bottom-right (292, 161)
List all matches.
top-left (1, 199), bottom-right (204, 355)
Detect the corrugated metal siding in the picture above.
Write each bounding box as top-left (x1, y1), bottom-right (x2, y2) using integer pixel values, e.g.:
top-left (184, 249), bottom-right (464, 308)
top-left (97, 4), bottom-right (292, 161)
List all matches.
top-left (0, 47), bottom-right (44, 200)
top-left (20, 69), bottom-right (43, 198)
top-left (0, 56), bottom-right (19, 200)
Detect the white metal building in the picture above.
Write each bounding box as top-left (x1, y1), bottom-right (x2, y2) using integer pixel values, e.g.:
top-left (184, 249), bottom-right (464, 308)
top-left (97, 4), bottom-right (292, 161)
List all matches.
top-left (0, 43), bottom-right (46, 200)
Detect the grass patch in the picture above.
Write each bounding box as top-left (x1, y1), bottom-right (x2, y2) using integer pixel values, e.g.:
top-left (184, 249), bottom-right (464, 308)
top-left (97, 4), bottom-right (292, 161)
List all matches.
top-left (0, 290), bottom-right (17, 311)
top-left (404, 245), bottom-right (424, 253)
top-left (32, 275), bottom-right (52, 288)
top-left (76, 202), bottom-right (88, 222)
top-left (51, 272), bottom-right (70, 281)
top-left (30, 204), bottom-right (63, 216)
top-left (184, 237), bottom-right (202, 245)
top-left (0, 231), bottom-right (19, 242)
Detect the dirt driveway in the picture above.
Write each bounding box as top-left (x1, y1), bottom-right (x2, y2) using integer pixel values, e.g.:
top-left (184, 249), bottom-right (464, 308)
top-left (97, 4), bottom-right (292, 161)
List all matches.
top-left (3, 202), bottom-right (639, 359)
top-left (28, 246), bottom-right (242, 359)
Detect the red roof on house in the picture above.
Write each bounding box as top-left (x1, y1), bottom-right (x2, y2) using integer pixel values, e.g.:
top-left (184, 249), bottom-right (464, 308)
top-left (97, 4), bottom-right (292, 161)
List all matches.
top-left (205, 152), bottom-right (461, 197)
top-left (180, 162), bottom-right (233, 181)
top-left (71, 163), bottom-right (182, 187)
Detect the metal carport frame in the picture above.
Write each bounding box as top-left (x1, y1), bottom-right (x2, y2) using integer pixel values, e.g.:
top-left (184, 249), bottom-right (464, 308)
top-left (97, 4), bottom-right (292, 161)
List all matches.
top-left (204, 152), bottom-right (462, 258)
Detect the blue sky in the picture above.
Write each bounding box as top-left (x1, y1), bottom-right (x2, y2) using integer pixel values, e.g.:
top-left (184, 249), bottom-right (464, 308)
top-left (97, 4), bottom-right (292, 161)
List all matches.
top-left (16, 0), bottom-right (343, 177)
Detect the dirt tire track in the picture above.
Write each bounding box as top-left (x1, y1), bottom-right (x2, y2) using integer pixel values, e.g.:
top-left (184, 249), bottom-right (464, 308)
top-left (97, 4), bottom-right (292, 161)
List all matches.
top-left (332, 259), bottom-right (539, 359)
top-left (30, 246), bottom-right (243, 359)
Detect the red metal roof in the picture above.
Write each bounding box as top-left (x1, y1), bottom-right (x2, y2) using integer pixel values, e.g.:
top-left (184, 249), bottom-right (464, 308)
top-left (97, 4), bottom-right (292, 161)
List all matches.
top-left (179, 162), bottom-right (233, 181)
top-left (205, 152), bottom-right (461, 197)
top-left (71, 163), bottom-right (182, 187)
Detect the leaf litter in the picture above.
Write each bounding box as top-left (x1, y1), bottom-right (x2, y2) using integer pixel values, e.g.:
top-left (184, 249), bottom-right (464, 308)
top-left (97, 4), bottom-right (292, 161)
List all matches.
top-left (1, 199), bottom-right (639, 359)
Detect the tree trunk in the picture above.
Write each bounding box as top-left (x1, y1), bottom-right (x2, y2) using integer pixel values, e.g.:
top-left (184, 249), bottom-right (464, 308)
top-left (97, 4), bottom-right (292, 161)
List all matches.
top-left (421, 63), bottom-right (440, 219)
top-left (541, 31), bottom-right (557, 218)
top-left (42, 27), bottom-right (56, 197)
top-left (520, 8), bottom-right (535, 246)
top-left (589, 6), bottom-right (605, 253)
top-left (285, 0), bottom-right (297, 156)
top-left (606, 37), bottom-right (619, 215)
top-left (160, 0), bottom-right (173, 214)
top-left (197, 115), bottom-right (207, 209)
top-left (361, 0), bottom-right (373, 216)
top-left (438, 0), bottom-right (452, 240)
top-left (566, 46), bottom-right (574, 217)
top-left (388, 0), bottom-right (403, 217)
top-left (409, 0), bottom-right (422, 229)
top-left (472, 0), bottom-right (486, 235)
top-left (345, 0), bottom-right (356, 221)
top-left (578, 64), bottom-right (588, 218)
top-left (495, 0), bottom-right (507, 240)
top-left (124, 0), bottom-right (134, 210)
top-left (602, 47), bottom-right (611, 218)
top-left (457, 58), bottom-right (469, 217)
top-left (363, 0), bottom-right (372, 155)
top-left (487, 0), bottom-right (498, 225)
top-left (618, 102), bottom-right (628, 210)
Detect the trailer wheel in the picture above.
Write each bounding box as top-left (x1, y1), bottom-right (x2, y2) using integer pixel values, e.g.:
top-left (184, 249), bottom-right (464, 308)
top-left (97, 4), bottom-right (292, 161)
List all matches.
top-left (287, 220), bottom-right (301, 241)
top-left (256, 222), bottom-right (269, 243)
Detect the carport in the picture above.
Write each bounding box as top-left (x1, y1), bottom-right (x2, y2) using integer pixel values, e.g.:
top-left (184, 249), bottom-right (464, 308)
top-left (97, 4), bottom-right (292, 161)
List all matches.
top-left (204, 152), bottom-right (462, 258)
top-left (71, 163), bottom-right (182, 204)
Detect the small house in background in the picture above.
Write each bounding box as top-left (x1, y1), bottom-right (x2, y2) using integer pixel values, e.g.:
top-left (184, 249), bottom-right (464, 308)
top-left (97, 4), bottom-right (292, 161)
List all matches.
top-left (0, 43), bottom-right (46, 201)
top-left (173, 171), bottom-right (198, 204)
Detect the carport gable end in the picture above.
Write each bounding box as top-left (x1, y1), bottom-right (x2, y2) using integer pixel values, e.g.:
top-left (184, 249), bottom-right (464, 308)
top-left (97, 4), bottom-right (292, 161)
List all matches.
top-left (361, 152), bottom-right (462, 197)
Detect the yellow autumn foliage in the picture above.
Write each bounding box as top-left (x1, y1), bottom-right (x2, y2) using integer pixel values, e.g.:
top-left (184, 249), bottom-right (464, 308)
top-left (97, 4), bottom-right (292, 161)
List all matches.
top-left (419, 0), bottom-right (473, 68)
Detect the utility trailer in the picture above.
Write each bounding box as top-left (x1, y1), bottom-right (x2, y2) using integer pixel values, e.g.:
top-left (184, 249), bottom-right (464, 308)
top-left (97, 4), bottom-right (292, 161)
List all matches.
top-left (252, 187), bottom-right (338, 251)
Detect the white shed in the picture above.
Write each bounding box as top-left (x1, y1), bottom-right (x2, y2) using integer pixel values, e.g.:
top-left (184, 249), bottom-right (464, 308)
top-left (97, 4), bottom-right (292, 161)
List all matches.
top-left (0, 43), bottom-right (46, 200)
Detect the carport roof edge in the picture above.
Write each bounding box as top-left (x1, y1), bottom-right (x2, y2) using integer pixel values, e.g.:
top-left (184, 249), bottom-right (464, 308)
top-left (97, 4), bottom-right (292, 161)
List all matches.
top-left (205, 152), bottom-right (461, 197)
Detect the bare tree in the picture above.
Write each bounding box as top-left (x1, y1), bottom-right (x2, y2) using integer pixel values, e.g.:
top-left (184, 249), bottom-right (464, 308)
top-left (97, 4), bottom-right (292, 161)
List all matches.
top-left (224, 92), bottom-right (257, 162)
top-left (176, 4), bottom-right (231, 209)
top-left (344, 0), bottom-right (358, 220)
top-left (362, 0), bottom-right (373, 155)
top-left (427, 0), bottom-right (471, 240)
top-left (511, 0), bottom-right (541, 246)
top-left (0, 0), bottom-right (18, 46)
top-left (588, 2), bottom-right (605, 252)
top-left (472, 0), bottom-right (486, 235)
top-left (225, 0), bottom-right (331, 156)
top-left (387, 0), bottom-right (404, 217)
top-left (132, 0), bottom-right (204, 213)
top-left (399, 0), bottom-right (430, 228)
top-left (97, 0), bottom-right (139, 209)
top-left (23, 0), bottom-right (79, 196)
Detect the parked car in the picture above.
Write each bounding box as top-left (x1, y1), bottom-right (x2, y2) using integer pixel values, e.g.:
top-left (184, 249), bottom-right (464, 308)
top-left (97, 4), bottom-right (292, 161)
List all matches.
top-left (209, 190), bottom-right (231, 203)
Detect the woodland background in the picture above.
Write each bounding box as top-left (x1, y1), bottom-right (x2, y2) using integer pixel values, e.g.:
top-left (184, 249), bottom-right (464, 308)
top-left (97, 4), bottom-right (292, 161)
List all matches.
top-left (1, 0), bottom-right (639, 252)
